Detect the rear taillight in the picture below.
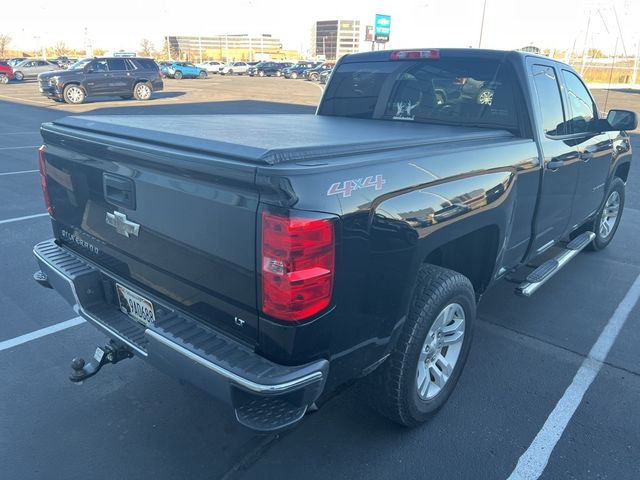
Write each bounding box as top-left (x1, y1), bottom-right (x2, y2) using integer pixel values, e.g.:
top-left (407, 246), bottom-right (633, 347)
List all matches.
top-left (261, 211), bottom-right (335, 321)
top-left (38, 146), bottom-right (53, 216)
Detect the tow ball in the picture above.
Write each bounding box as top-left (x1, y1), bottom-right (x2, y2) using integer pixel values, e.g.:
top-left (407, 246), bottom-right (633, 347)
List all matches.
top-left (69, 340), bottom-right (134, 383)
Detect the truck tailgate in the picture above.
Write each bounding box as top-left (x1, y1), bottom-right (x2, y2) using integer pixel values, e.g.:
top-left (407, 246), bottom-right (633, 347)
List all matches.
top-left (40, 120), bottom-right (260, 345)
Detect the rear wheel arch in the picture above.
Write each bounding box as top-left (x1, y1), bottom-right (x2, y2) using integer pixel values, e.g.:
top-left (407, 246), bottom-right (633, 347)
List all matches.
top-left (422, 225), bottom-right (500, 295)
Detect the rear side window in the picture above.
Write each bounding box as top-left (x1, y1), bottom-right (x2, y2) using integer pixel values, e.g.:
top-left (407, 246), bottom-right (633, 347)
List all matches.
top-left (562, 70), bottom-right (597, 134)
top-left (132, 58), bottom-right (158, 70)
top-left (531, 64), bottom-right (567, 136)
top-left (319, 57), bottom-right (521, 133)
top-left (108, 58), bottom-right (128, 71)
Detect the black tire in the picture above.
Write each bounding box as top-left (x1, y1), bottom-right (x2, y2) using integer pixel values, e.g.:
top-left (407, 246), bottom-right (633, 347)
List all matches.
top-left (309, 73), bottom-right (319, 81)
top-left (291, 72), bottom-right (298, 79)
top-left (587, 177), bottom-right (625, 251)
top-left (199, 70), bottom-right (207, 79)
top-left (228, 69), bottom-right (233, 75)
top-left (363, 264), bottom-right (475, 426)
top-left (173, 70), bottom-right (183, 80)
top-left (14, 71), bottom-right (24, 81)
top-left (258, 70), bottom-right (265, 77)
top-left (133, 82), bottom-right (152, 101)
top-left (63, 84), bottom-right (86, 104)
top-left (275, 71), bottom-right (281, 77)
top-left (0, 74), bottom-right (8, 84)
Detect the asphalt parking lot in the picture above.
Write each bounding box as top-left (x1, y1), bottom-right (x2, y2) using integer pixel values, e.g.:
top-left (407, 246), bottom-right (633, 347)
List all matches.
top-left (0, 76), bottom-right (639, 480)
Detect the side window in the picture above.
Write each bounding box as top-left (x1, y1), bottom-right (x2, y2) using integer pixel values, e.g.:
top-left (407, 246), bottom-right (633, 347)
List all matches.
top-left (531, 64), bottom-right (567, 136)
top-left (107, 58), bottom-right (127, 71)
top-left (562, 70), bottom-right (597, 135)
top-left (91, 59), bottom-right (109, 72)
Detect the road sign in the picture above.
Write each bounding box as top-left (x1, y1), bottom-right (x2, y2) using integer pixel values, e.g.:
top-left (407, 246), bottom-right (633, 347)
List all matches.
top-left (374, 14), bottom-right (391, 42)
top-left (365, 25), bottom-right (374, 42)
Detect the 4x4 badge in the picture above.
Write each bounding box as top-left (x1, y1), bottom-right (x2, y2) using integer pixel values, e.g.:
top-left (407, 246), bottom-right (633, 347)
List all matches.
top-left (106, 211), bottom-right (140, 238)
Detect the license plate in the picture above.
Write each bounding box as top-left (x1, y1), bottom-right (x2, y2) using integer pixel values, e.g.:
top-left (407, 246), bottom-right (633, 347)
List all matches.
top-left (115, 283), bottom-right (155, 326)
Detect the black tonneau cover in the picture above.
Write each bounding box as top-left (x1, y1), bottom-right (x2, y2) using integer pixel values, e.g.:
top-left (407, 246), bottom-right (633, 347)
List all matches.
top-left (49, 115), bottom-right (513, 166)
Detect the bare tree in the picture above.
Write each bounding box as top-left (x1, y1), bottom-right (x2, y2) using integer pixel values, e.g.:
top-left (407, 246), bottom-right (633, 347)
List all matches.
top-left (52, 41), bottom-right (68, 57)
top-left (140, 38), bottom-right (154, 57)
top-left (0, 34), bottom-right (11, 58)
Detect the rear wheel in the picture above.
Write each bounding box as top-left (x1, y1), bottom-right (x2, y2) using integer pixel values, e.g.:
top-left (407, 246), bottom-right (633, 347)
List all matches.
top-left (363, 264), bottom-right (475, 426)
top-left (275, 71), bottom-right (281, 77)
top-left (0, 74), bottom-right (8, 84)
top-left (258, 70), bottom-right (265, 77)
top-left (63, 84), bottom-right (85, 104)
top-left (133, 82), bottom-right (152, 101)
top-left (174, 70), bottom-right (183, 80)
top-left (14, 71), bottom-right (24, 81)
top-left (588, 177), bottom-right (625, 251)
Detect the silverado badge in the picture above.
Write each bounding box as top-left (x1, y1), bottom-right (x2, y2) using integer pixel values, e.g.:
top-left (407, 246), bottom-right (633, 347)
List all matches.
top-left (106, 211), bottom-right (140, 238)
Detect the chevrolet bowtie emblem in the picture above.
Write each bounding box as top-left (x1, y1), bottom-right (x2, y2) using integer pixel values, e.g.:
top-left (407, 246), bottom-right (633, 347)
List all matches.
top-left (106, 211), bottom-right (140, 238)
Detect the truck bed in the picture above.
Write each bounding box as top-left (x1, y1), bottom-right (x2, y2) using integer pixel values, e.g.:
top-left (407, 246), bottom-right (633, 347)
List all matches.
top-left (48, 114), bottom-right (515, 166)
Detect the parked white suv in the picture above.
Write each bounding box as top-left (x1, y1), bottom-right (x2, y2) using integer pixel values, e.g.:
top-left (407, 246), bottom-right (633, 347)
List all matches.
top-left (197, 61), bottom-right (224, 74)
top-left (220, 62), bottom-right (249, 75)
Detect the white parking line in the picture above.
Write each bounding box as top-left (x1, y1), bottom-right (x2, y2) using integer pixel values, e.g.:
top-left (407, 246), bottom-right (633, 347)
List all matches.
top-left (0, 132), bottom-right (38, 136)
top-left (0, 317), bottom-right (85, 352)
top-left (0, 145), bottom-right (39, 150)
top-left (0, 93), bottom-right (52, 106)
top-left (0, 213), bottom-right (48, 224)
top-left (0, 169), bottom-right (38, 176)
top-left (508, 273), bottom-right (640, 480)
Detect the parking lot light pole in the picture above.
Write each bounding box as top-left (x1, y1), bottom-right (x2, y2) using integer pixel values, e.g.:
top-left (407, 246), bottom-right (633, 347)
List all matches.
top-left (478, 0), bottom-right (487, 48)
top-left (633, 41), bottom-right (639, 85)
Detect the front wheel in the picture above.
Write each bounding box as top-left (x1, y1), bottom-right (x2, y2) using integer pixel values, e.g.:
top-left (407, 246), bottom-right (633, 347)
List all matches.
top-left (133, 82), bottom-right (152, 101)
top-left (173, 71), bottom-right (183, 80)
top-left (291, 72), bottom-right (298, 79)
top-left (14, 71), bottom-right (24, 81)
top-left (588, 177), bottom-right (625, 251)
top-left (0, 74), bottom-right (8, 84)
top-left (309, 73), bottom-right (319, 81)
top-left (63, 84), bottom-right (86, 104)
top-left (198, 71), bottom-right (207, 79)
top-left (363, 264), bottom-right (475, 426)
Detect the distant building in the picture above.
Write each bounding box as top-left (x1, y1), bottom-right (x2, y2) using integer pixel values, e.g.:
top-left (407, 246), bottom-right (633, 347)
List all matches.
top-left (310, 20), bottom-right (361, 61)
top-left (167, 34), bottom-right (284, 62)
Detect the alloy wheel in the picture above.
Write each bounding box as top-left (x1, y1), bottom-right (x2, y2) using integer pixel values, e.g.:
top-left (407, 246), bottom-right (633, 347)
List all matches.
top-left (416, 303), bottom-right (466, 400)
top-left (599, 190), bottom-right (621, 238)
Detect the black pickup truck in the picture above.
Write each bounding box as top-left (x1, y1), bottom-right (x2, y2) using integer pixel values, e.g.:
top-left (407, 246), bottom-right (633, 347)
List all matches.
top-left (33, 49), bottom-right (636, 432)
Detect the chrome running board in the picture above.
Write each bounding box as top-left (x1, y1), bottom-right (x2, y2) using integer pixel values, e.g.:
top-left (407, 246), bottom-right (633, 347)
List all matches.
top-left (516, 231), bottom-right (595, 297)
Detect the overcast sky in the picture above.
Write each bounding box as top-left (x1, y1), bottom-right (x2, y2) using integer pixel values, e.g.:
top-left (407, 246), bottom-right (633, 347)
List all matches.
top-left (3, 0), bottom-right (639, 56)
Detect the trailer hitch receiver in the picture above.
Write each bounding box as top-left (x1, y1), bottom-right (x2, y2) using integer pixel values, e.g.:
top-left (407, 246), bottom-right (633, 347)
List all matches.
top-left (69, 340), bottom-right (134, 383)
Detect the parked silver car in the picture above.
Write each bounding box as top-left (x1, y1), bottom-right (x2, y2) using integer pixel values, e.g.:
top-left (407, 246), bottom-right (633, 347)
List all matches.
top-left (12, 59), bottom-right (59, 81)
top-left (220, 62), bottom-right (249, 75)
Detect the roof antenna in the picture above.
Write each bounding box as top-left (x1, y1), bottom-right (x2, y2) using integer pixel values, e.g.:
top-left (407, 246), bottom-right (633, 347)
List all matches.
top-left (603, 36), bottom-right (618, 114)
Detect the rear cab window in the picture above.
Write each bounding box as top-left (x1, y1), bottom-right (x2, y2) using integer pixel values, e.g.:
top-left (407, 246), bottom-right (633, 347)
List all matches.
top-left (319, 54), bottom-right (522, 135)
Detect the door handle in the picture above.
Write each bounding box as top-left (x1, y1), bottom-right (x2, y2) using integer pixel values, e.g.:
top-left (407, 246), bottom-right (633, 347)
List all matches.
top-left (547, 159), bottom-right (565, 170)
top-left (579, 151), bottom-right (593, 162)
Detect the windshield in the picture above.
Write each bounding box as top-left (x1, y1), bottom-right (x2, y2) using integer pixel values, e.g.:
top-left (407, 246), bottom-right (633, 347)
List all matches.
top-left (319, 57), bottom-right (520, 133)
top-left (69, 58), bottom-right (92, 70)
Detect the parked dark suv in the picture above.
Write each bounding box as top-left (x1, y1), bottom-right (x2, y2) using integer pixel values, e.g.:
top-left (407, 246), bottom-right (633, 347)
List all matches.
top-left (38, 57), bottom-right (163, 104)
